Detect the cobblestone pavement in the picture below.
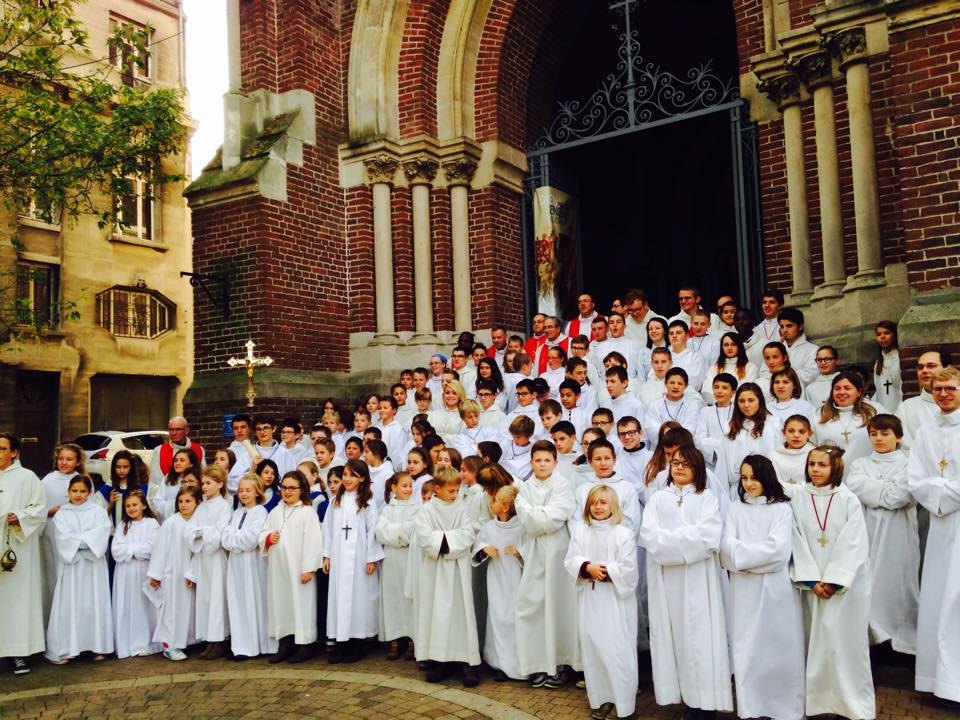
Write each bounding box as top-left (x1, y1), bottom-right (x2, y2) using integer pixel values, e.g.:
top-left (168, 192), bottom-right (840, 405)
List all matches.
top-left (0, 644), bottom-right (954, 719)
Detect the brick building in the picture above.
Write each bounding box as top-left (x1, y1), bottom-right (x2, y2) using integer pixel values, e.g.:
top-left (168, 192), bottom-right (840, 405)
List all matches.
top-left (184, 0), bottom-right (960, 446)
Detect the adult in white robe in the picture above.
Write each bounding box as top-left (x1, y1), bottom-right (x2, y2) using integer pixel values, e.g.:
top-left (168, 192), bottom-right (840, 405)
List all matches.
top-left (46, 501), bottom-right (114, 661)
top-left (814, 405), bottom-right (875, 472)
top-left (413, 496), bottom-right (481, 665)
top-left (908, 411), bottom-right (960, 701)
top-left (791, 482), bottom-right (875, 719)
top-left (473, 513), bottom-right (524, 678)
top-left (771, 443), bottom-right (815, 498)
top-left (639, 484), bottom-right (732, 713)
top-left (565, 517), bottom-right (638, 718)
top-left (259, 501), bottom-right (323, 644)
top-left (376, 497), bottom-right (417, 642)
top-left (187, 494), bottom-right (232, 643)
top-left (874, 348), bottom-right (903, 411)
top-left (846, 450), bottom-right (919, 653)
top-left (515, 470), bottom-right (581, 675)
top-left (322, 492), bottom-right (383, 641)
top-left (0, 459), bottom-right (47, 662)
top-left (222, 503), bottom-right (277, 657)
top-left (112, 516), bottom-right (161, 658)
top-left (148, 513), bottom-right (197, 650)
top-left (427, 407), bottom-right (465, 445)
top-left (721, 496), bottom-right (805, 720)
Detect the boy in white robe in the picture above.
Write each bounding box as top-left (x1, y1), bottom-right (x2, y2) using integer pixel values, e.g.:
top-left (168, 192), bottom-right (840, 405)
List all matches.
top-left (500, 416), bottom-right (535, 481)
top-left (644, 367), bottom-right (703, 450)
top-left (845, 414), bottom-right (919, 654)
top-left (515, 441), bottom-right (580, 687)
top-left (605, 365), bottom-right (646, 424)
top-left (274, 420), bottom-right (311, 477)
top-left (414, 466), bottom-right (482, 686)
top-left (473, 484), bottom-right (525, 680)
top-left (695, 373), bottom-right (736, 469)
top-left (364, 440), bottom-right (395, 510)
top-left (379, 397), bottom-right (410, 469)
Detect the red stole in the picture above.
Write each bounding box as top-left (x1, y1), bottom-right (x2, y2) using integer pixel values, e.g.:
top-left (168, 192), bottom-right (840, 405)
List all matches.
top-left (524, 334), bottom-right (546, 361)
top-left (159, 441), bottom-right (203, 475)
top-left (534, 336), bottom-right (570, 376)
top-left (566, 313), bottom-right (605, 341)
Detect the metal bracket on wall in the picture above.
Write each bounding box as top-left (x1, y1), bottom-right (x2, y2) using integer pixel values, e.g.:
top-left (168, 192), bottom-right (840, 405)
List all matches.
top-left (180, 271), bottom-right (230, 320)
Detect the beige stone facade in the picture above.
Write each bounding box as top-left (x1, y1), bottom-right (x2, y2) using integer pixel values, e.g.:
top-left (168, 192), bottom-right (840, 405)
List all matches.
top-left (0, 0), bottom-right (192, 474)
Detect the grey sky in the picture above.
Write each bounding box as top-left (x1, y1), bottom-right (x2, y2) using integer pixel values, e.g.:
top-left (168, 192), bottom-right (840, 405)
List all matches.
top-left (183, 0), bottom-right (227, 179)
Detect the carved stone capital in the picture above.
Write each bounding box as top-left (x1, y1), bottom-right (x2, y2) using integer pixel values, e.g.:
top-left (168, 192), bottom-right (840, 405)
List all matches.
top-left (789, 50), bottom-right (833, 89)
top-left (402, 156), bottom-right (440, 185)
top-left (756, 72), bottom-right (801, 110)
top-left (823, 27), bottom-right (867, 68)
top-left (442, 157), bottom-right (478, 186)
top-left (364, 155), bottom-right (400, 185)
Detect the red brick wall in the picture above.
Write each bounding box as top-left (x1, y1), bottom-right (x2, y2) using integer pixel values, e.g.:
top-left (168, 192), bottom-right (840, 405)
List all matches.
top-left (733, 0), bottom-right (765, 74)
top-left (469, 186), bottom-right (525, 330)
top-left (346, 186), bottom-right (375, 333)
top-left (430, 188), bottom-right (454, 331)
top-left (756, 121), bottom-right (792, 291)
top-left (397, 0), bottom-right (446, 138)
top-left (391, 189), bottom-right (415, 332)
top-left (890, 18), bottom-right (960, 291)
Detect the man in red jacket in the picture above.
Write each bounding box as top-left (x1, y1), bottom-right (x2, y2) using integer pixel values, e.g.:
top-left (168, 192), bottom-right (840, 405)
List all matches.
top-left (148, 416), bottom-right (204, 485)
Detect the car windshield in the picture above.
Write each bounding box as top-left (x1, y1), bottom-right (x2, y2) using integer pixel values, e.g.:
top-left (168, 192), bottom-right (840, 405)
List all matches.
top-left (73, 434), bottom-right (111, 451)
top-left (137, 434), bottom-right (168, 450)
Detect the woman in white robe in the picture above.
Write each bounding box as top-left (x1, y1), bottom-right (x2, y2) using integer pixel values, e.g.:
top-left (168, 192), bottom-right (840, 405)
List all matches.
top-left (375, 478), bottom-right (417, 651)
top-left (791, 446), bottom-right (875, 720)
top-left (846, 441), bottom-right (919, 654)
top-left (814, 371), bottom-right (878, 474)
top-left (222, 475), bottom-right (276, 658)
top-left (565, 485), bottom-right (638, 719)
top-left (259, 471), bottom-right (323, 662)
top-left (187, 470), bottom-right (233, 658)
top-left (111, 492), bottom-right (161, 658)
top-left (322, 461), bottom-right (383, 659)
top-left (147, 488), bottom-right (199, 659)
top-left (720, 455), bottom-right (805, 720)
top-left (45, 478), bottom-right (114, 662)
top-left (427, 382), bottom-right (467, 443)
top-left (639, 446), bottom-right (733, 716)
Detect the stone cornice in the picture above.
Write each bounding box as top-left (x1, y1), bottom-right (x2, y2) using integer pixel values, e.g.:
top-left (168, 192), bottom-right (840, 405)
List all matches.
top-left (402, 156), bottom-right (440, 184)
top-left (789, 50), bottom-right (834, 89)
top-left (823, 26), bottom-right (869, 68)
top-left (363, 155), bottom-right (400, 185)
top-left (442, 157), bottom-right (478, 186)
top-left (756, 72), bottom-right (802, 109)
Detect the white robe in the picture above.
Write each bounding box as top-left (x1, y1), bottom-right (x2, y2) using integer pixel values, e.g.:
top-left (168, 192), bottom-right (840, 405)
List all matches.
top-left (515, 471), bottom-right (581, 674)
top-left (227, 440), bottom-right (255, 494)
top-left (768, 397), bottom-right (818, 431)
top-left (187, 495), bottom-right (232, 642)
top-left (148, 513), bottom-right (197, 649)
top-left (274, 443), bottom-right (311, 478)
top-left (368, 461), bottom-right (395, 510)
top-left (846, 450), bottom-right (919, 654)
top-left (259, 501), bottom-right (323, 644)
top-left (814, 405), bottom-right (875, 472)
top-left (908, 411), bottom-right (960, 701)
top-left (771, 443), bottom-right (815, 498)
top-left (670, 347), bottom-right (708, 392)
top-left (721, 497), bottom-right (805, 720)
top-left (565, 520), bottom-right (638, 717)
top-left (375, 498), bottom-right (417, 641)
top-left (149, 480), bottom-right (182, 523)
top-left (716, 419), bottom-right (782, 489)
top-left (223, 504), bottom-right (277, 656)
top-left (322, 492), bottom-right (383, 641)
top-left (0, 461), bottom-right (46, 657)
top-left (111, 517), bottom-right (161, 658)
top-left (451, 425), bottom-right (501, 460)
top-left (380, 420), bottom-right (409, 469)
top-left (695, 404), bottom-right (733, 467)
top-left (644, 396), bottom-right (702, 449)
top-left (499, 440), bottom-right (534, 481)
top-left (46, 502), bottom-right (114, 660)
top-left (40, 469), bottom-right (78, 622)
top-left (896, 389), bottom-right (938, 443)
top-left (700, 359), bottom-right (759, 404)
top-left (473, 515), bottom-right (524, 677)
top-left (639, 484), bottom-right (732, 712)
top-left (609, 393), bottom-right (645, 424)
top-left (784, 334), bottom-right (820, 386)
top-left (413, 496), bottom-right (480, 664)
top-left (479, 404), bottom-right (508, 431)
top-left (791, 483), bottom-right (875, 719)
top-left (427, 407), bottom-right (465, 444)
top-left (804, 372), bottom-right (838, 409)
top-left (572, 473), bottom-right (640, 540)
top-left (594, 336), bottom-right (644, 379)
top-left (873, 349), bottom-right (902, 411)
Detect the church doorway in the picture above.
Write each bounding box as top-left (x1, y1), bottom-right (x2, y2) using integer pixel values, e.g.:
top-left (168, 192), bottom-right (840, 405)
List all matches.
top-left (523, 0), bottom-right (763, 321)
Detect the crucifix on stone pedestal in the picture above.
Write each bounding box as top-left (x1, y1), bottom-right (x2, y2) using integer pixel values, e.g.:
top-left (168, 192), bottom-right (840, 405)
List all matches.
top-left (227, 340), bottom-right (273, 408)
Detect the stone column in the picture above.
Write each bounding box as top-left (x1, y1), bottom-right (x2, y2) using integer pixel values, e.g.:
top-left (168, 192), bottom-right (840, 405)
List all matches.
top-left (365, 155), bottom-right (400, 344)
top-left (833, 27), bottom-right (885, 289)
top-left (226, 0), bottom-right (242, 92)
top-left (794, 50), bottom-right (845, 299)
top-left (403, 156), bottom-right (440, 342)
top-left (443, 157), bottom-right (478, 332)
top-left (758, 73), bottom-right (813, 303)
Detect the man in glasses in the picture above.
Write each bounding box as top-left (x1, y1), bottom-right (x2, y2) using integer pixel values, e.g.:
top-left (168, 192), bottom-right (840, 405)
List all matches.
top-left (897, 349), bottom-right (949, 441)
top-left (805, 346), bottom-right (841, 408)
top-left (450, 346), bottom-right (476, 392)
top-left (150, 415), bottom-right (205, 485)
top-left (532, 316), bottom-right (570, 377)
top-left (623, 288), bottom-right (661, 343)
top-left (564, 293), bottom-right (603, 340)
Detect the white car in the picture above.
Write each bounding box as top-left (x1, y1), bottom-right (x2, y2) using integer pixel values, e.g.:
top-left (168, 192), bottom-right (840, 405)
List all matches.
top-left (74, 430), bottom-right (169, 484)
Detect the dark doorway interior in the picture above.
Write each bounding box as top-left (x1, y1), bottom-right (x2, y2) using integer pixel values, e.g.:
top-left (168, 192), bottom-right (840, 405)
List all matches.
top-left (15, 370), bottom-right (59, 475)
top-left (90, 374), bottom-right (172, 431)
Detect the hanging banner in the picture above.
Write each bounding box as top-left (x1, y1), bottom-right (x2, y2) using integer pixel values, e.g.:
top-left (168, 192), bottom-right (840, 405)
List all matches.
top-left (533, 186), bottom-right (579, 318)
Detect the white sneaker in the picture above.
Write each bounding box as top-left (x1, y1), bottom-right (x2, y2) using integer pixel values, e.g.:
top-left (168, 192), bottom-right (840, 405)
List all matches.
top-left (163, 648), bottom-right (187, 661)
top-left (135, 648), bottom-right (156, 657)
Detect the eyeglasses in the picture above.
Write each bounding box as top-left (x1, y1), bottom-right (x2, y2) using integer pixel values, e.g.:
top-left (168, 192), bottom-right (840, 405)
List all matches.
top-left (595, 420), bottom-right (612, 427)
top-left (933, 386), bottom-right (959, 394)
top-left (617, 429), bottom-right (639, 438)
top-left (279, 485), bottom-right (301, 491)
top-left (516, 391), bottom-right (532, 397)
top-left (256, 426), bottom-right (272, 432)
top-left (669, 460), bottom-right (691, 469)
top-left (168, 426), bottom-right (187, 432)
top-left (478, 391), bottom-right (494, 397)
top-left (280, 429), bottom-right (296, 435)
top-left (815, 357), bottom-right (837, 363)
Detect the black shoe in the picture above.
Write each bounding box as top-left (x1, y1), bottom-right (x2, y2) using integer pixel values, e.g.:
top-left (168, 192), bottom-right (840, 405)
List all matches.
top-left (492, 669), bottom-right (509, 682)
top-left (269, 636), bottom-right (295, 664)
top-left (10, 658), bottom-right (29, 675)
top-left (425, 662), bottom-right (449, 683)
top-left (418, 659), bottom-right (434, 671)
top-left (327, 642), bottom-right (344, 664)
top-left (529, 672), bottom-right (548, 688)
top-left (462, 665), bottom-right (480, 687)
top-left (544, 666), bottom-right (571, 689)
top-left (287, 644), bottom-right (314, 664)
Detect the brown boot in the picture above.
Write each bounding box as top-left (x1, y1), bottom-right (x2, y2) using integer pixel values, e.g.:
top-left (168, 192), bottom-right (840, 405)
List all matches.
top-left (386, 640), bottom-right (401, 661)
top-left (197, 643), bottom-right (212, 660)
top-left (405, 640), bottom-right (415, 660)
top-left (202, 641), bottom-right (225, 660)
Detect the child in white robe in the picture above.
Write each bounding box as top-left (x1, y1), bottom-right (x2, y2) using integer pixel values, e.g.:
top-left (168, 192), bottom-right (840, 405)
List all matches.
top-left (414, 466), bottom-right (481, 686)
top-left (150, 448), bottom-right (202, 522)
top-left (845, 414), bottom-right (919, 655)
top-left (639, 446), bottom-right (733, 718)
top-left (40, 442), bottom-right (85, 623)
top-left (473, 484), bottom-right (524, 680)
top-left (771, 415), bottom-right (816, 498)
top-left (572, 439), bottom-right (641, 536)
top-left (565, 484), bottom-right (638, 720)
top-left (720, 455), bottom-right (805, 720)
top-left (148, 486), bottom-right (201, 661)
top-left (322, 459), bottom-right (384, 662)
top-left (364, 440), bottom-right (396, 510)
top-left (376, 471), bottom-right (417, 659)
top-left (111, 490), bottom-right (161, 658)
top-left (187, 465), bottom-right (233, 660)
top-left (223, 473), bottom-right (276, 659)
top-left (260, 469), bottom-right (323, 663)
top-left (791, 445), bottom-right (875, 719)
top-left (717, 382), bottom-right (781, 491)
top-left (515, 440), bottom-right (580, 688)
top-left (45, 475), bottom-right (114, 663)
top-left (695, 373), bottom-right (736, 469)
